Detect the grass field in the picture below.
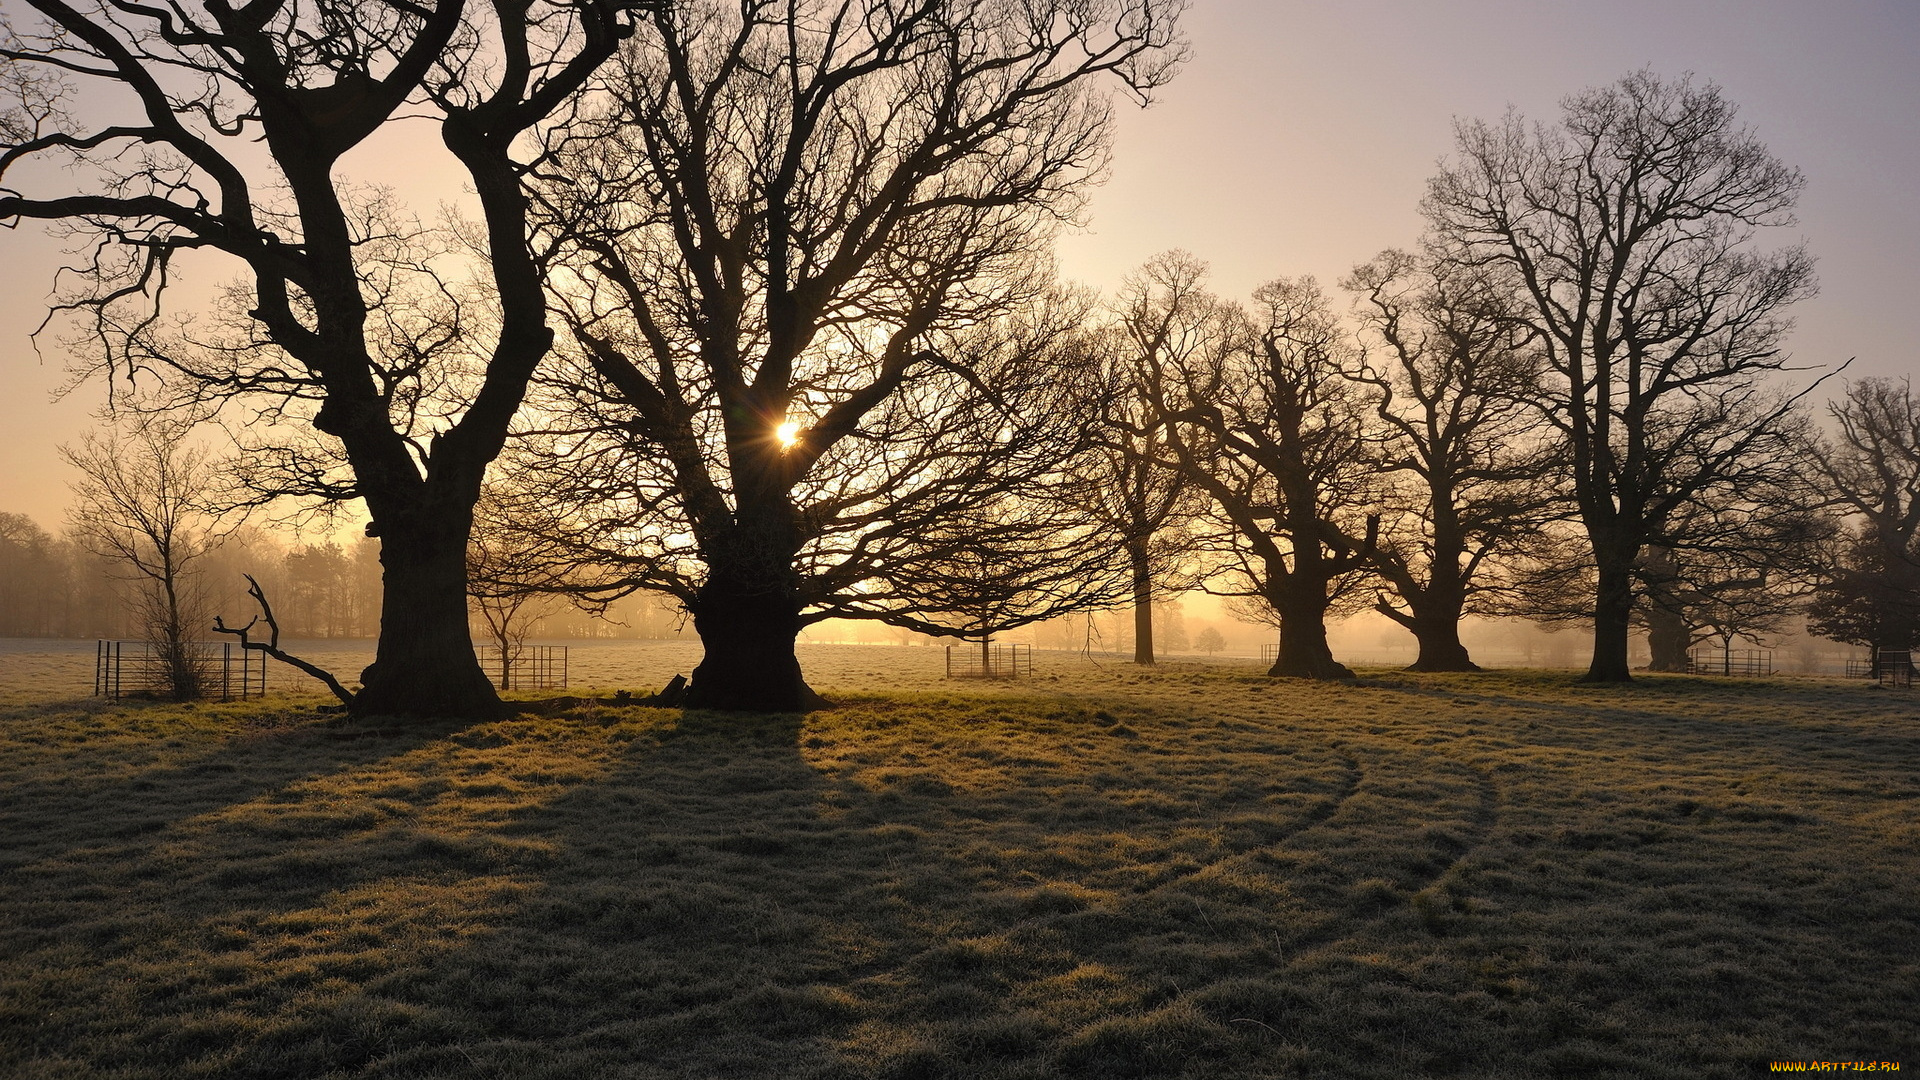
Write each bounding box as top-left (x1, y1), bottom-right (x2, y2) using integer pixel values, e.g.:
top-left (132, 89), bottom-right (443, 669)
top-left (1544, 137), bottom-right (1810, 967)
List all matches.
top-left (1, 645), bottom-right (1915, 1078)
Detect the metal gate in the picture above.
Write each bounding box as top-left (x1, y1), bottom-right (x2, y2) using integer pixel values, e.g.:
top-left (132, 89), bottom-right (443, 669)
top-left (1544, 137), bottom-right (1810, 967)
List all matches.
top-left (1686, 649), bottom-right (1774, 676)
top-left (95, 640), bottom-right (267, 701)
top-left (473, 644), bottom-right (570, 690)
top-left (945, 643), bottom-right (1031, 679)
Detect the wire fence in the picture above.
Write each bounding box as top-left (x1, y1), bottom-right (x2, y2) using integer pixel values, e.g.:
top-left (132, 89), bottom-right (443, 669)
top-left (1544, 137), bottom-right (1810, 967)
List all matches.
top-left (94, 640), bottom-right (268, 701)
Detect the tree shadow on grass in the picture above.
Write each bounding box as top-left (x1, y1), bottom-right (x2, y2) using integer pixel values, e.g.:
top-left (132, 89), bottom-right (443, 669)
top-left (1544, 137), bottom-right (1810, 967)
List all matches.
top-left (5, 690), bottom-right (1916, 1079)
top-left (0, 700), bottom-right (474, 874)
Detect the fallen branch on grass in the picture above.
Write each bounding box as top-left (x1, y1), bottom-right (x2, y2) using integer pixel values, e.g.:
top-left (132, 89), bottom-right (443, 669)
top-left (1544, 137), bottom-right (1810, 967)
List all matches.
top-left (213, 574), bottom-right (355, 707)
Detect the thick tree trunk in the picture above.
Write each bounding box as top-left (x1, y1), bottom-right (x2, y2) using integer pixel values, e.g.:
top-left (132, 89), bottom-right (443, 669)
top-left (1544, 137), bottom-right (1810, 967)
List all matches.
top-left (684, 579), bottom-right (821, 711)
top-left (1129, 540), bottom-right (1155, 665)
top-left (1645, 603), bottom-right (1691, 672)
top-left (1268, 587), bottom-right (1353, 680)
top-left (1406, 613), bottom-right (1480, 672)
top-left (1582, 557), bottom-right (1635, 682)
top-left (354, 519), bottom-right (503, 719)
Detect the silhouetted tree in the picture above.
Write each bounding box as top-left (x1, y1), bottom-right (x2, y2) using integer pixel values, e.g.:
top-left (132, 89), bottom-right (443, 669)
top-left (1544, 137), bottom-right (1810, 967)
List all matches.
top-left (1096, 251), bottom-right (1225, 664)
top-left (1345, 249), bottom-right (1561, 671)
top-left (62, 418), bottom-right (232, 698)
top-left (1424, 71), bottom-right (1820, 682)
top-left (1149, 277), bottom-right (1377, 681)
top-left (521, 0), bottom-right (1185, 710)
top-left (1, 0), bottom-right (648, 717)
top-left (1636, 439), bottom-right (1828, 672)
top-left (466, 487), bottom-right (566, 689)
top-left (1807, 378), bottom-right (1920, 665)
top-left (509, 290), bottom-right (1139, 705)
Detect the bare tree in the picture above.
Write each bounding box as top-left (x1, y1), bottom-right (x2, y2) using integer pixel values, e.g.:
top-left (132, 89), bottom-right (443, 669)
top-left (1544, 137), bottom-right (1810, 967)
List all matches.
top-left (1093, 251), bottom-right (1225, 664)
top-left (1635, 423), bottom-right (1828, 672)
top-left (1344, 249), bottom-right (1561, 671)
top-left (509, 289), bottom-right (1141, 707)
top-left (1, 0), bottom-right (648, 718)
top-left (1194, 625), bottom-right (1225, 656)
top-left (62, 418), bottom-right (231, 699)
top-left (1150, 276), bottom-right (1377, 681)
top-left (1806, 378), bottom-right (1920, 666)
top-left (519, 0), bottom-right (1185, 710)
top-left (1423, 70), bottom-right (1821, 682)
top-left (466, 486), bottom-right (565, 689)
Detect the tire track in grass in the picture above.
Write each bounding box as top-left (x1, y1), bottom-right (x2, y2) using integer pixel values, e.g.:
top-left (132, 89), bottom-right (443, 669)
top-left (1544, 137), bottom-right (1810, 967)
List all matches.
top-left (1234, 742), bottom-right (1502, 956)
top-left (1123, 750), bottom-right (1363, 902)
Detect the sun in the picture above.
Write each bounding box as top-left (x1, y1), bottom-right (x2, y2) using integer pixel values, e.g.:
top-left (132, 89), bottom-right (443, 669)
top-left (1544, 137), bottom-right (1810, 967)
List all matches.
top-left (776, 421), bottom-right (801, 448)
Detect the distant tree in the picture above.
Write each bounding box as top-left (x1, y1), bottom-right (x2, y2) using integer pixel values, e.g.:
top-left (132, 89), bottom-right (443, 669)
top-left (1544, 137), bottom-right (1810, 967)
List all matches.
top-left (1155, 600), bottom-right (1191, 653)
top-left (1424, 71), bottom-right (1821, 682)
top-left (1, 0), bottom-right (648, 717)
top-left (1094, 252), bottom-right (1228, 664)
top-left (1637, 446), bottom-right (1828, 671)
top-left (0, 513), bottom-right (65, 637)
top-left (1149, 276), bottom-right (1377, 680)
top-left (1344, 249), bottom-right (1561, 671)
top-left (466, 488), bottom-right (565, 689)
top-left (1806, 378), bottom-right (1920, 665)
top-left (1195, 625), bottom-right (1226, 656)
top-left (62, 419), bottom-right (232, 699)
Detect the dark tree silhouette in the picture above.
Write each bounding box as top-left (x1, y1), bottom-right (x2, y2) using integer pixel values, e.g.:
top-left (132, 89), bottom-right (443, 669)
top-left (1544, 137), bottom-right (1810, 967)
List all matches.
top-left (1807, 378), bottom-right (1920, 666)
top-left (1344, 249), bottom-right (1561, 671)
top-left (1148, 276), bottom-right (1377, 681)
top-left (505, 290), bottom-right (1137, 708)
top-left (519, 0), bottom-right (1185, 710)
top-left (1095, 252), bottom-right (1224, 664)
top-left (0, 0), bottom-right (647, 718)
top-left (1423, 71), bottom-right (1820, 682)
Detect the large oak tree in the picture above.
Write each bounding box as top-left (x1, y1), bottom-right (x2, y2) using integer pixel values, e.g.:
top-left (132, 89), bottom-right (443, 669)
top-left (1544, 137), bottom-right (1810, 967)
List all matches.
top-left (1, 0), bottom-right (646, 717)
top-left (1424, 71), bottom-right (1819, 682)
top-left (1148, 276), bottom-right (1377, 681)
top-left (520, 0), bottom-right (1184, 710)
top-left (1344, 249), bottom-right (1560, 671)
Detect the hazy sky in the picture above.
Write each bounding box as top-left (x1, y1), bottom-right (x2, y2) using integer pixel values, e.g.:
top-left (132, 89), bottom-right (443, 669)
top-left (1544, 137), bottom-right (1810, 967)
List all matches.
top-left (4, 0), bottom-right (1917, 531)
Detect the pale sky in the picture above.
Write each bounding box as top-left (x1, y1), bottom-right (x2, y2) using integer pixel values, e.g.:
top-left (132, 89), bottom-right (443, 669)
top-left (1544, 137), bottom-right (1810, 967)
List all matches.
top-left (4, 0), bottom-right (1917, 531)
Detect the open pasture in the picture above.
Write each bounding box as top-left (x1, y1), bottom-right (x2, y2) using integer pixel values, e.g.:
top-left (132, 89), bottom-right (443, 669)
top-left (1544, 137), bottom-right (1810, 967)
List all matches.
top-left (1, 649), bottom-right (1915, 1078)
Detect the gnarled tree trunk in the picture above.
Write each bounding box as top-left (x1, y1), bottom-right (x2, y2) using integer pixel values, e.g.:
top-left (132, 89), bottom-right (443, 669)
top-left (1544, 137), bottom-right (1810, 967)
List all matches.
top-left (1268, 585), bottom-right (1354, 680)
top-left (683, 510), bottom-right (822, 713)
top-left (1405, 611), bottom-right (1479, 672)
top-left (355, 513), bottom-right (502, 719)
top-left (1644, 602), bottom-right (1692, 672)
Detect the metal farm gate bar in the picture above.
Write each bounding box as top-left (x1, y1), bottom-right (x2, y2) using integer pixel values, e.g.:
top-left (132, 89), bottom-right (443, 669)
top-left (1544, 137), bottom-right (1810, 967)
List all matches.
top-left (474, 644), bottom-right (570, 690)
top-left (1686, 649), bottom-right (1774, 677)
top-left (945, 643), bottom-right (1032, 680)
top-left (1879, 649), bottom-right (1915, 689)
top-left (95, 640), bottom-right (268, 701)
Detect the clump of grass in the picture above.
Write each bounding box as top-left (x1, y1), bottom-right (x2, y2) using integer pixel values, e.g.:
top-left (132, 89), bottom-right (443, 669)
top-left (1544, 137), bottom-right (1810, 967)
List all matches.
top-left (1, 659), bottom-right (1916, 1077)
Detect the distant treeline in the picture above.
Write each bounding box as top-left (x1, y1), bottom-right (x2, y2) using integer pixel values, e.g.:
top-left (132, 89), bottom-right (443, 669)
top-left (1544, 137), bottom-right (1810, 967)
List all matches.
top-left (0, 511), bottom-right (685, 642)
